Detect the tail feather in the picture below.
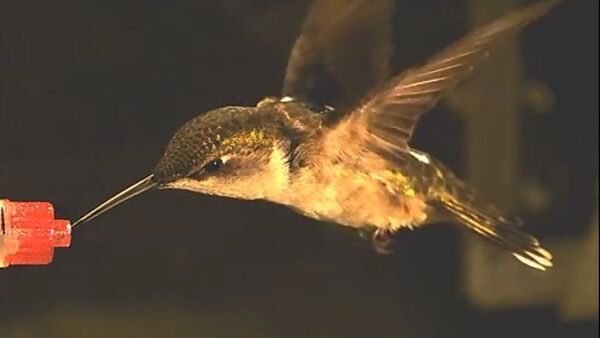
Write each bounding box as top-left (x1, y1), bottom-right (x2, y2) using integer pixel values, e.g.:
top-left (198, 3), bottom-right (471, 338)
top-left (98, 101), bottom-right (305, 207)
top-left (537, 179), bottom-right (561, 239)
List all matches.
top-left (442, 199), bottom-right (553, 271)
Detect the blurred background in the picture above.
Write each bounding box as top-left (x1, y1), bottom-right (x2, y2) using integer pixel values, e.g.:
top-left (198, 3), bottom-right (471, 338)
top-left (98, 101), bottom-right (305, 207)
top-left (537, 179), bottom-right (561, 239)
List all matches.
top-left (0, 0), bottom-right (597, 337)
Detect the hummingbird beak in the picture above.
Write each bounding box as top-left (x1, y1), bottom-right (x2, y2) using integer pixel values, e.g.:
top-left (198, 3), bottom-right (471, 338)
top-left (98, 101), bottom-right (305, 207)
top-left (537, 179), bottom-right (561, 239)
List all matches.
top-left (71, 174), bottom-right (158, 228)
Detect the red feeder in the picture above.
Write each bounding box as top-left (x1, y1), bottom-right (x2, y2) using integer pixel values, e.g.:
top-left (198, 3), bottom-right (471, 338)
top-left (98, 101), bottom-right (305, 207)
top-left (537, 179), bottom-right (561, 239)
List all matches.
top-left (0, 199), bottom-right (71, 268)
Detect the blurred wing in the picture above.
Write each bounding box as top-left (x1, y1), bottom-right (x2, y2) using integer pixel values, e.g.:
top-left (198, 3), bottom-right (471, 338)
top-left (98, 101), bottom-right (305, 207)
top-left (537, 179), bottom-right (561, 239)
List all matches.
top-left (283, 0), bottom-right (393, 110)
top-left (323, 0), bottom-right (559, 161)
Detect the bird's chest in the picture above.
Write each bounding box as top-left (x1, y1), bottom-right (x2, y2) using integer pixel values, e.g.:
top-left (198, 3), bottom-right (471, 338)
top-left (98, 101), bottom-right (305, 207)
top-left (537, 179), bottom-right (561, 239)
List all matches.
top-left (281, 164), bottom-right (429, 231)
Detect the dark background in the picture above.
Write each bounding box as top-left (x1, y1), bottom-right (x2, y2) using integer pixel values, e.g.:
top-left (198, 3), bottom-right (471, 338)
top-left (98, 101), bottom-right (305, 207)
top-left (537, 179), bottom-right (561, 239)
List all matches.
top-left (0, 1), bottom-right (597, 337)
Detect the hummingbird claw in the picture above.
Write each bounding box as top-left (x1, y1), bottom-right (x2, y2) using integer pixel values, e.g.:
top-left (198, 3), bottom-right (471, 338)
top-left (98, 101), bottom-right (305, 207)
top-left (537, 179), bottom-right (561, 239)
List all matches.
top-left (372, 228), bottom-right (394, 255)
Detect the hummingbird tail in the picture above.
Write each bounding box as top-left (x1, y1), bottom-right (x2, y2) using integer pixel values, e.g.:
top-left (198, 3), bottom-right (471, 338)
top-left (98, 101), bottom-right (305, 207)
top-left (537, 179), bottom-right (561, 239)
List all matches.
top-left (442, 199), bottom-right (553, 271)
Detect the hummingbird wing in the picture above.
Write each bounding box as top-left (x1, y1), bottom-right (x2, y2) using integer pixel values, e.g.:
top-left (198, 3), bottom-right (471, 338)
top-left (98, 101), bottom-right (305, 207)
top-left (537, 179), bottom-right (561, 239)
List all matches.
top-left (322, 0), bottom-right (558, 161)
top-left (283, 0), bottom-right (393, 110)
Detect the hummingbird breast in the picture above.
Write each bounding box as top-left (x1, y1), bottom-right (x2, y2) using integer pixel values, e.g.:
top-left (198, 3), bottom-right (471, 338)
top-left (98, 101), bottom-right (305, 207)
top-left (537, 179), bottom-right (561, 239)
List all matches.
top-left (282, 150), bottom-right (445, 231)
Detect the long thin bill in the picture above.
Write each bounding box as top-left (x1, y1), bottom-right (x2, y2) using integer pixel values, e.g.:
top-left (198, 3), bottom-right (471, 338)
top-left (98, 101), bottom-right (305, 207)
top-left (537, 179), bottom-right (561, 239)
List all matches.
top-left (71, 174), bottom-right (157, 228)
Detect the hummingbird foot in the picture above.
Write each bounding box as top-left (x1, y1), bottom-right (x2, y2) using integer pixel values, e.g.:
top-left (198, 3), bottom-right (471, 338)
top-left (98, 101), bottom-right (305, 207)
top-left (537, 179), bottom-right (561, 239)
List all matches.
top-left (372, 228), bottom-right (395, 255)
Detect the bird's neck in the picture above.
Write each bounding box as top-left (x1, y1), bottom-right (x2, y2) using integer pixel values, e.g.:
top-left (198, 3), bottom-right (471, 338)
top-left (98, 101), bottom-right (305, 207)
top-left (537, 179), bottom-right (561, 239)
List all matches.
top-left (261, 143), bottom-right (293, 202)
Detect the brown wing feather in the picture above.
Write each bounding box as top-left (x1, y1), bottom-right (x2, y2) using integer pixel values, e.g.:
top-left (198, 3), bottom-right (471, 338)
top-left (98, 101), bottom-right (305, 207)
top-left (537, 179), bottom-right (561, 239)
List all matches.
top-left (283, 0), bottom-right (393, 110)
top-left (325, 0), bottom-right (559, 161)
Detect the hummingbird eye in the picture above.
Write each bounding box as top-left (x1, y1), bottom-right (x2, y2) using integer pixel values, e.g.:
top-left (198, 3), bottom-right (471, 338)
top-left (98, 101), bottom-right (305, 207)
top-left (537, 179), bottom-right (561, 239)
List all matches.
top-left (203, 158), bottom-right (223, 173)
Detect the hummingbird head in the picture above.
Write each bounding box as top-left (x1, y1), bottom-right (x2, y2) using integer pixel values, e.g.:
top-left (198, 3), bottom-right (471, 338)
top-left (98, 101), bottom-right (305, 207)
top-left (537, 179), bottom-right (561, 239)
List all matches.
top-left (72, 105), bottom-right (297, 227)
top-left (154, 106), bottom-right (294, 199)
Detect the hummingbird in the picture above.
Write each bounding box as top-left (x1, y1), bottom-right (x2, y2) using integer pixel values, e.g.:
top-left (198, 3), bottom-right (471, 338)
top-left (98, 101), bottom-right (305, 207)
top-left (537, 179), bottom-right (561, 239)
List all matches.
top-left (73, 0), bottom-right (559, 270)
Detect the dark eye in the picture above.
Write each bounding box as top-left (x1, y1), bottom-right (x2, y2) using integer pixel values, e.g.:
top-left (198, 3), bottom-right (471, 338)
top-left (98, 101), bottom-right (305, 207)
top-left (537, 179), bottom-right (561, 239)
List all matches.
top-left (203, 158), bottom-right (223, 173)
